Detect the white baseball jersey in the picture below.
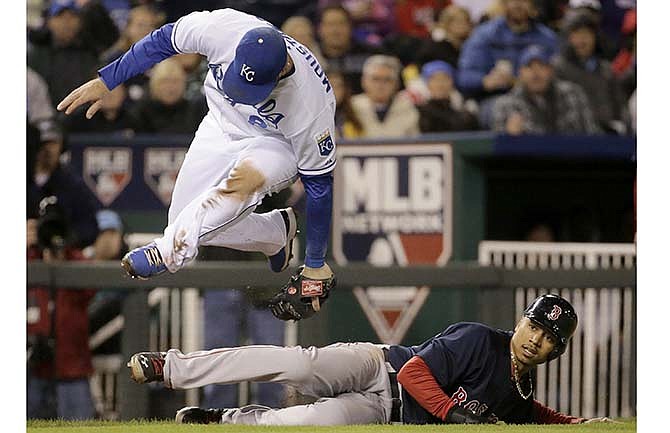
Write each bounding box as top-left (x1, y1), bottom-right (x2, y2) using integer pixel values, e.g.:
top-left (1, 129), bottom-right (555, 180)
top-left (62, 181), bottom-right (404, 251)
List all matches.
top-left (171, 9), bottom-right (337, 177)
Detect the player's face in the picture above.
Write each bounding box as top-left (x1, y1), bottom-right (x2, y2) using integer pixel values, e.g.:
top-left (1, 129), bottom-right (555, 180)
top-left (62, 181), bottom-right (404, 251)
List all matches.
top-left (362, 65), bottom-right (398, 105)
top-left (511, 317), bottom-right (557, 366)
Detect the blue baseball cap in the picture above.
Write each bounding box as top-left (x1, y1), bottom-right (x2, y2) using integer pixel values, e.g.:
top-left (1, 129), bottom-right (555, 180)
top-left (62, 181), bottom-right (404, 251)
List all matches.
top-left (48, 0), bottom-right (80, 17)
top-left (519, 45), bottom-right (552, 68)
top-left (421, 60), bottom-right (455, 81)
top-left (223, 27), bottom-right (288, 105)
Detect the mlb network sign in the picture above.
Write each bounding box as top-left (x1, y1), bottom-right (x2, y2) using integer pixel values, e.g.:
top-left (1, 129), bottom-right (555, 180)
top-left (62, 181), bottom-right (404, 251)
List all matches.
top-left (333, 144), bottom-right (453, 266)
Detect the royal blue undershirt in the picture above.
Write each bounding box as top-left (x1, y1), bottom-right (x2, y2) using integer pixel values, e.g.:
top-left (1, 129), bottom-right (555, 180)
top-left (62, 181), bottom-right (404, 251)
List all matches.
top-left (301, 174), bottom-right (332, 268)
top-left (96, 21), bottom-right (332, 268)
top-left (98, 23), bottom-right (177, 90)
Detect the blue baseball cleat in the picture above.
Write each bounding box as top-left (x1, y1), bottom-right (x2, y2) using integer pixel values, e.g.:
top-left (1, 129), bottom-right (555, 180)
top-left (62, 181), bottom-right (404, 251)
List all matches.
top-left (121, 243), bottom-right (167, 279)
top-left (268, 208), bottom-right (298, 273)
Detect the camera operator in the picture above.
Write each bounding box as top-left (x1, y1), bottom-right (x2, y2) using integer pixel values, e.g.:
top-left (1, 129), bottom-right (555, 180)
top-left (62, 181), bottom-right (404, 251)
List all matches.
top-left (27, 119), bottom-right (100, 420)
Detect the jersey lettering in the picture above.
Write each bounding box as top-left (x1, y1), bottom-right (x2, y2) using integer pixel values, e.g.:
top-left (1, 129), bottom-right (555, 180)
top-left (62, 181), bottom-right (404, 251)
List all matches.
top-left (248, 115), bottom-right (267, 128)
top-left (450, 386), bottom-right (468, 405)
top-left (209, 63), bottom-right (225, 91)
top-left (282, 34), bottom-right (332, 93)
top-left (256, 99), bottom-right (285, 128)
top-left (464, 400), bottom-right (481, 413)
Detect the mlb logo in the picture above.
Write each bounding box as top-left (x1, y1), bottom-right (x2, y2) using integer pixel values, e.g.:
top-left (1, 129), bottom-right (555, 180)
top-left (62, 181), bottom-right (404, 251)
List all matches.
top-left (301, 280), bottom-right (323, 297)
top-left (83, 148), bottom-right (132, 206)
top-left (144, 148), bottom-right (186, 206)
top-left (316, 130), bottom-right (334, 157)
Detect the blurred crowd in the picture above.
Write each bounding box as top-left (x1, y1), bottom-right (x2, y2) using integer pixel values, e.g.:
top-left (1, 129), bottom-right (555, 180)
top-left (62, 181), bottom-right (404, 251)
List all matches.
top-left (27, 0), bottom-right (637, 141)
top-left (25, 0), bottom-right (637, 421)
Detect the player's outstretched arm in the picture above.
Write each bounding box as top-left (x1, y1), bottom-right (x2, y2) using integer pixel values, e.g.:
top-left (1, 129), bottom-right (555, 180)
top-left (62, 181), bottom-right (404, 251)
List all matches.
top-left (58, 22), bottom-right (179, 119)
top-left (301, 173), bottom-right (335, 310)
top-left (57, 77), bottom-right (110, 119)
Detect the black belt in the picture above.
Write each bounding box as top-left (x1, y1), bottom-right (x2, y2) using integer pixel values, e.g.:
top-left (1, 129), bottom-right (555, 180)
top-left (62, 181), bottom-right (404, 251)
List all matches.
top-left (383, 348), bottom-right (402, 423)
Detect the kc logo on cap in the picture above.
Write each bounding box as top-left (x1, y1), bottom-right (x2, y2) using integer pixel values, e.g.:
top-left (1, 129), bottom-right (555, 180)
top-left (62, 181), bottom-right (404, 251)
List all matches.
top-left (240, 64), bottom-right (256, 82)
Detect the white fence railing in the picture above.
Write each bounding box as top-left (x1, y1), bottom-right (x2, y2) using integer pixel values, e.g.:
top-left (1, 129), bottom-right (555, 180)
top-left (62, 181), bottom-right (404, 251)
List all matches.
top-left (479, 241), bottom-right (636, 419)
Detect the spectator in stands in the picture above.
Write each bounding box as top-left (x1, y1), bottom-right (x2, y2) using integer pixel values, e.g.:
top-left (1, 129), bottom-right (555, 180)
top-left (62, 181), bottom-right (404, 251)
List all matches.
top-left (564, 0), bottom-right (622, 60)
top-left (418, 61), bottom-right (479, 133)
top-left (553, 13), bottom-right (626, 134)
top-left (27, 119), bottom-right (100, 420)
top-left (333, 0), bottom-right (395, 47)
top-left (317, 5), bottom-right (377, 94)
top-left (282, 15), bottom-right (327, 67)
top-left (452, 0), bottom-right (498, 24)
top-left (102, 3), bottom-right (166, 101)
top-left (62, 83), bottom-right (136, 134)
top-left (492, 45), bottom-right (600, 135)
top-left (532, 0), bottom-right (569, 30)
top-left (130, 58), bottom-right (207, 134)
top-left (27, 221), bottom-right (97, 420)
top-left (381, 1), bottom-right (445, 67)
top-left (329, 70), bottom-right (364, 139)
top-left (351, 55), bottom-right (420, 138)
top-left (28, 119), bottom-right (101, 249)
top-left (87, 209), bottom-right (129, 362)
top-left (28, 1), bottom-right (119, 58)
top-left (612, 9), bottom-right (636, 100)
top-left (393, 0), bottom-right (447, 39)
top-left (457, 0), bottom-right (558, 128)
top-left (28, 1), bottom-right (100, 106)
top-left (174, 53), bottom-right (209, 105)
top-left (416, 4), bottom-right (473, 68)
top-left (27, 67), bottom-right (56, 125)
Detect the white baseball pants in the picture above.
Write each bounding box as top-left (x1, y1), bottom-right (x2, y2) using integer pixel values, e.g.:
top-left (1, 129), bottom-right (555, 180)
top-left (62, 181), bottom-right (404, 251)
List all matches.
top-left (163, 343), bottom-right (394, 425)
top-left (154, 113), bottom-right (299, 272)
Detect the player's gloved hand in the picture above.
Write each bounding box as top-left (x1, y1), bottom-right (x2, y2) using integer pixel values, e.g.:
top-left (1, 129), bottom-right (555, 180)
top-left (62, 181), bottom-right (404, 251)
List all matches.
top-left (268, 265), bottom-right (336, 321)
top-left (445, 406), bottom-right (496, 424)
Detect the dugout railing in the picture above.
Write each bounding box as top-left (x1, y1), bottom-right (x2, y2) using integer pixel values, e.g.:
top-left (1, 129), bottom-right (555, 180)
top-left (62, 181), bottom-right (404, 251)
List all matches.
top-left (27, 256), bottom-right (635, 421)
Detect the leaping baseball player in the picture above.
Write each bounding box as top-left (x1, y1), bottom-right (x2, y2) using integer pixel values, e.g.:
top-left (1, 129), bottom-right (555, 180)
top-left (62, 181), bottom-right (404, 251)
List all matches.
top-left (125, 294), bottom-right (616, 425)
top-left (57, 8), bottom-right (336, 320)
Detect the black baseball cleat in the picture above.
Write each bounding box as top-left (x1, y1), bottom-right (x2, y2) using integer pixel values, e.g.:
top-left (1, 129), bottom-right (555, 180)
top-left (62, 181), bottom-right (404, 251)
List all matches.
top-left (175, 407), bottom-right (224, 424)
top-left (268, 207), bottom-right (298, 273)
top-left (127, 352), bottom-right (166, 384)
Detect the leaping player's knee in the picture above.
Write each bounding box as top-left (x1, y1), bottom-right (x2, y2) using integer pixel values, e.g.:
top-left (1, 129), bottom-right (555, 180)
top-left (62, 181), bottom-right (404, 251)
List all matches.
top-left (203, 159), bottom-right (266, 208)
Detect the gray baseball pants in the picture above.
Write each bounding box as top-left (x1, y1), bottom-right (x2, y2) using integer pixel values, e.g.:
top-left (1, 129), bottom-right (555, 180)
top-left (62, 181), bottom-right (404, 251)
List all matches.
top-left (163, 342), bottom-right (395, 425)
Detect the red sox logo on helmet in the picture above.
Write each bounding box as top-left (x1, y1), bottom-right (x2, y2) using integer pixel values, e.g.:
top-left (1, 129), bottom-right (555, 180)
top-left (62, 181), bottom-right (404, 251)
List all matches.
top-left (547, 305), bottom-right (562, 321)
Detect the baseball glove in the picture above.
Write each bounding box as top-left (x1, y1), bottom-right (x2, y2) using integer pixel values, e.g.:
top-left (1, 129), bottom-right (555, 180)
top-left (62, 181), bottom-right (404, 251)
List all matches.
top-left (268, 266), bottom-right (336, 321)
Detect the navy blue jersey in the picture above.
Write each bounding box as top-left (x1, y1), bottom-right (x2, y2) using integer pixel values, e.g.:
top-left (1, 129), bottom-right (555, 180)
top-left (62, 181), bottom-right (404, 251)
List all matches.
top-left (388, 322), bottom-right (536, 424)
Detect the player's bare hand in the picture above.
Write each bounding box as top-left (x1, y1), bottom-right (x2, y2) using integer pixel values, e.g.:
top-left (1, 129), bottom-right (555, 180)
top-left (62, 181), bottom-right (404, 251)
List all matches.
top-left (57, 77), bottom-right (111, 119)
top-left (583, 417), bottom-right (621, 424)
